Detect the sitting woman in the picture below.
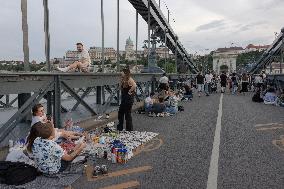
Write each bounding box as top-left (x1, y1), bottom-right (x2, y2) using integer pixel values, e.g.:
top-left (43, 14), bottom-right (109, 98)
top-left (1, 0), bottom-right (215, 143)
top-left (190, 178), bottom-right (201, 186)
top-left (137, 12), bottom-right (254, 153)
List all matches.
top-left (26, 122), bottom-right (86, 174)
top-left (263, 87), bottom-right (277, 105)
top-left (31, 104), bottom-right (82, 141)
top-left (150, 96), bottom-right (166, 117)
top-left (252, 88), bottom-right (264, 103)
top-left (182, 84), bottom-right (193, 100)
top-left (144, 92), bottom-right (155, 113)
top-left (165, 92), bottom-right (179, 115)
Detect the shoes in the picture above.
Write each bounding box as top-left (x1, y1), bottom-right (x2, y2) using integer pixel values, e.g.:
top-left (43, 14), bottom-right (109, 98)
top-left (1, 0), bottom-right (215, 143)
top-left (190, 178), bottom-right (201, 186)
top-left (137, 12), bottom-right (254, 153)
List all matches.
top-left (106, 114), bottom-right (110, 119)
top-left (148, 113), bottom-right (154, 117)
top-left (56, 66), bottom-right (69, 72)
top-left (92, 166), bottom-right (101, 178)
top-left (101, 165), bottom-right (108, 176)
top-left (92, 165), bottom-right (108, 177)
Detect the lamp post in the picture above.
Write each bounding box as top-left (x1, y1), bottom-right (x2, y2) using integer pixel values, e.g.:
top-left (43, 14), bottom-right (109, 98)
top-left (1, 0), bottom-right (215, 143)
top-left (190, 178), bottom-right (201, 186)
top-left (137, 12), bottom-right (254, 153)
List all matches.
top-left (280, 27), bottom-right (284, 74)
top-left (147, 0), bottom-right (151, 68)
top-left (101, 0), bottom-right (105, 73)
top-left (116, 0), bottom-right (120, 72)
top-left (175, 35), bottom-right (178, 73)
top-left (22, 0), bottom-right (30, 72)
top-left (164, 28), bottom-right (168, 72)
top-left (43, 0), bottom-right (52, 117)
top-left (135, 10), bottom-right (139, 73)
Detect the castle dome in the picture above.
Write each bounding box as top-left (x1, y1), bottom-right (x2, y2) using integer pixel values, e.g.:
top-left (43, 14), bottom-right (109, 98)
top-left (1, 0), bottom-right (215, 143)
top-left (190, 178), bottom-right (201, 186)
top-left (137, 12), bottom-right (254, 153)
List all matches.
top-left (126, 36), bottom-right (134, 46)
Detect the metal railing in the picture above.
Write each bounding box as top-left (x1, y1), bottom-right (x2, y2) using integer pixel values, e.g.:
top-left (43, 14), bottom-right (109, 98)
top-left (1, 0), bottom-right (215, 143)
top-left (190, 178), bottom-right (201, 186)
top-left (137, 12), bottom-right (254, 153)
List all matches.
top-left (0, 72), bottom-right (190, 143)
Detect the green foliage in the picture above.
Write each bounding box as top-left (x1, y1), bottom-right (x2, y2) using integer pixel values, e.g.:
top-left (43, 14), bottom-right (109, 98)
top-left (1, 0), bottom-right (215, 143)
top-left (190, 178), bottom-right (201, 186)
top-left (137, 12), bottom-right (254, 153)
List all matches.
top-left (220, 64), bottom-right (228, 71)
top-left (0, 63), bottom-right (45, 72)
top-left (192, 52), bottom-right (213, 72)
top-left (236, 50), bottom-right (264, 68)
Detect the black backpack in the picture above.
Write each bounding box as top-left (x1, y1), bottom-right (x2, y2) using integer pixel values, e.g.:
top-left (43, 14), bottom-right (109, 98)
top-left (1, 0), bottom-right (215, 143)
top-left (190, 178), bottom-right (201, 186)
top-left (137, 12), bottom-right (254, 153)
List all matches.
top-left (0, 161), bottom-right (41, 186)
top-left (178, 105), bottom-right (184, 111)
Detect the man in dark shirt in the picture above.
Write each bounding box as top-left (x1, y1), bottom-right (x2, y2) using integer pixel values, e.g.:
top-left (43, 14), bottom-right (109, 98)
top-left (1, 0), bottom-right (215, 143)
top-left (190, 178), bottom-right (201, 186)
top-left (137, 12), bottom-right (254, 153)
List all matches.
top-left (220, 71), bottom-right (227, 93)
top-left (195, 72), bottom-right (204, 97)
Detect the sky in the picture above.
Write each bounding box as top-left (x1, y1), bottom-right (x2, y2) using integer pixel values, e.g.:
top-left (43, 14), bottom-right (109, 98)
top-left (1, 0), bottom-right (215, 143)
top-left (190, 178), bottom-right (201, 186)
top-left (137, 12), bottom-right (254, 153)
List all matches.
top-left (0, 0), bottom-right (283, 62)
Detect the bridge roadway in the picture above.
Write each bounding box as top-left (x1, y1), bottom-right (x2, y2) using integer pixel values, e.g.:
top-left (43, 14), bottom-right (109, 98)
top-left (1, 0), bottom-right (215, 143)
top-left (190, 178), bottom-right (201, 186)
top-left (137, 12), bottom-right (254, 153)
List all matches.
top-left (72, 92), bottom-right (284, 189)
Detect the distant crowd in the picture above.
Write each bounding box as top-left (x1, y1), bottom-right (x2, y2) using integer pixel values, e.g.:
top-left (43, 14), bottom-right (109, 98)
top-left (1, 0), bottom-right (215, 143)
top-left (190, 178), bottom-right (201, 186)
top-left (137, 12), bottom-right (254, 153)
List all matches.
top-left (141, 71), bottom-right (284, 116)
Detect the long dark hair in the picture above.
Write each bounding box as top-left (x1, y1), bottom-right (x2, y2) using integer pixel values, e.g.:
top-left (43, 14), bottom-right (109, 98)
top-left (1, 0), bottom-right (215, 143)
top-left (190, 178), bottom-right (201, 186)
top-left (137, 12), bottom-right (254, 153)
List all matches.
top-left (26, 122), bottom-right (53, 152)
top-left (121, 68), bottom-right (131, 88)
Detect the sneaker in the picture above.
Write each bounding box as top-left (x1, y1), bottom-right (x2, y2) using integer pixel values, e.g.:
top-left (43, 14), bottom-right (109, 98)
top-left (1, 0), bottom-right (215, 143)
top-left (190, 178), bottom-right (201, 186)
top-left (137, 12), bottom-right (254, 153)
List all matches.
top-left (106, 114), bottom-right (110, 119)
top-left (56, 66), bottom-right (69, 72)
top-left (92, 166), bottom-right (101, 178)
top-left (100, 165), bottom-right (108, 176)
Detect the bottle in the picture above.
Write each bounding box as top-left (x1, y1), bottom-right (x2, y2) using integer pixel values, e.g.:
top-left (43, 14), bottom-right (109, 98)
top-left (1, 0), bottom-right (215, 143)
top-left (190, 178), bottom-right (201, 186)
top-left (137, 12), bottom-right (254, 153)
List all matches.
top-left (103, 151), bottom-right (107, 159)
top-left (111, 148), bottom-right (117, 164)
top-left (8, 140), bottom-right (13, 149)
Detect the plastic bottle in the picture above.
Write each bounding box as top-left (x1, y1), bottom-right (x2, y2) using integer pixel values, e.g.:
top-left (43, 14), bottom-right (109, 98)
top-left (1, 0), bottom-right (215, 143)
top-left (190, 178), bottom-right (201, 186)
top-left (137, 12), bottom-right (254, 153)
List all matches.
top-left (111, 148), bottom-right (117, 163)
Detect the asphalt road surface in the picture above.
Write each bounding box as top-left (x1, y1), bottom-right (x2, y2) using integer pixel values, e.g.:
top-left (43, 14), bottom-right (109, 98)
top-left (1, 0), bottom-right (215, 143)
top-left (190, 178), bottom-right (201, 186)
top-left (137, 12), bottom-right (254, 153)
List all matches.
top-left (72, 92), bottom-right (284, 189)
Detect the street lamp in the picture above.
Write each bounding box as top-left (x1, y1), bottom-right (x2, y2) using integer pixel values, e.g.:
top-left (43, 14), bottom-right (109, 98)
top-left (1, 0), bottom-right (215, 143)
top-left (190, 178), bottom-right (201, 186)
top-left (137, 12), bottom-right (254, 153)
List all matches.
top-left (280, 27), bottom-right (284, 74)
top-left (175, 35), bottom-right (178, 73)
top-left (164, 28), bottom-right (169, 72)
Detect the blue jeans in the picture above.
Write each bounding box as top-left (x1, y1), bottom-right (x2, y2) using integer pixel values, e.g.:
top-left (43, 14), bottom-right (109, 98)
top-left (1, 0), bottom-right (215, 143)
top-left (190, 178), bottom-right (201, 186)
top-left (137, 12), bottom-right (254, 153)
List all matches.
top-left (144, 104), bottom-right (153, 112)
top-left (165, 106), bottom-right (178, 114)
top-left (204, 83), bottom-right (210, 95)
top-left (232, 85), bottom-right (238, 94)
top-left (184, 94), bottom-right (193, 99)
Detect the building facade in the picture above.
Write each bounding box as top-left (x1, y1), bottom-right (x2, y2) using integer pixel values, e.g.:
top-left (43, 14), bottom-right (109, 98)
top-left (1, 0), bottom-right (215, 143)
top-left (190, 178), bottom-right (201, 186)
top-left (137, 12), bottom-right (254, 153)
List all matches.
top-left (265, 62), bottom-right (284, 74)
top-left (245, 44), bottom-right (270, 53)
top-left (125, 37), bottom-right (135, 61)
top-left (88, 47), bottom-right (117, 63)
top-left (213, 47), bottom-right (244, 74)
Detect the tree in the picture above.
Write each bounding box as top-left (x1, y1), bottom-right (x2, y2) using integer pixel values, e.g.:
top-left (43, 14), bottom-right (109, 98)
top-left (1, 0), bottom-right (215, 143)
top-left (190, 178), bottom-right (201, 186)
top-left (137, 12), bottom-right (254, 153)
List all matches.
top-left (236, 50), bottom-right (264, 68)
top-left (220, 65), bottom-right (228, 72)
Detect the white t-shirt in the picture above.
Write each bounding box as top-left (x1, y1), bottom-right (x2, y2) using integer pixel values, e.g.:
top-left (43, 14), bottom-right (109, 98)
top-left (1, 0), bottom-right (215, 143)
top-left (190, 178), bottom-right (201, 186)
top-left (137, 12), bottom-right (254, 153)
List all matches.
top-left (205, 74), bottom-right (213, 83)
top-left (31, 115), bottom-right (61, 141)
top-left (159, 76), bottom-right (169, 84)
top-left (254, 76), bottom-right (263, 84)
top-left (78, 49), bottom-right (91, 66)
top-left (31, 115), bottom-right (45, 126)
top-left (145, 96), bottom-right (153, 105)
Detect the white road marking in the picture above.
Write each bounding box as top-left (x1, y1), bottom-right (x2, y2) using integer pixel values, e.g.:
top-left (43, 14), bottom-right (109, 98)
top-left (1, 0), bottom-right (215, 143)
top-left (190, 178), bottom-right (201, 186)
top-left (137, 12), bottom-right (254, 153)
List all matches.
top-left (206, 93), bottom-right (223, 189)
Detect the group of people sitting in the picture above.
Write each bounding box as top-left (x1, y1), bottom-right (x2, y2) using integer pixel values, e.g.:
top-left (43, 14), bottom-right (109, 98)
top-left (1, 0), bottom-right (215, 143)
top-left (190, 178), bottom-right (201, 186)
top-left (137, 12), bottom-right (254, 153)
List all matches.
top-left (24, 104), bottom-right (87, 175)
top-left (252, 86), bottom-right (284, 107)
top-left (142, 75), bottom-right (193, 117)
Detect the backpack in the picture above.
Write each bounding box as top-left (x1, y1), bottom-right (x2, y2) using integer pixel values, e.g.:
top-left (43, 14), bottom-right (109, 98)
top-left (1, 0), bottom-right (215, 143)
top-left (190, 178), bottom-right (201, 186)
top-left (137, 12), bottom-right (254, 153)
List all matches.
top-left (0, 161), bottom-right (41, 186)
top-left (178, 105), bottom-right (184, 111)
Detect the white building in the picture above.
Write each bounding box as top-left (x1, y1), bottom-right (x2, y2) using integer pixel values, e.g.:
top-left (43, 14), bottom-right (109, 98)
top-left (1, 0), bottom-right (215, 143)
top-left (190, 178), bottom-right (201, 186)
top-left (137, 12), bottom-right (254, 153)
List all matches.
top-left (265, 62), bottom-right (284, 74)
top-left (213, 47), bottom-right (244, 74)
top-left (125, 37), bottom-right (135, 61)
top-left (245, 44), bottom-right (270, 53)
top-left (88, 47), bottom-right (117, 63)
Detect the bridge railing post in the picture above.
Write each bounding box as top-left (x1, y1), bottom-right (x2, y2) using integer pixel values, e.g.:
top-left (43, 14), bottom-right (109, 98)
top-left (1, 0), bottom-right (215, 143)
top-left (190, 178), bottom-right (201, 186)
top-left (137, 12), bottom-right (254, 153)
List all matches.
top-left (96, 86), bottom-right (102, 105)
top-left (54, 75), bottom-right (62, 128)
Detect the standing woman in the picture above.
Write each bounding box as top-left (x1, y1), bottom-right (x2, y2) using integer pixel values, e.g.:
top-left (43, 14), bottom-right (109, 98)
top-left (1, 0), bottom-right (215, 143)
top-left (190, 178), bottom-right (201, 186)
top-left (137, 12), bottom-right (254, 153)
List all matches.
top-left (117, 68), bottom-right (137, 131)
top-left (240, 73), bottom-right (249, 94)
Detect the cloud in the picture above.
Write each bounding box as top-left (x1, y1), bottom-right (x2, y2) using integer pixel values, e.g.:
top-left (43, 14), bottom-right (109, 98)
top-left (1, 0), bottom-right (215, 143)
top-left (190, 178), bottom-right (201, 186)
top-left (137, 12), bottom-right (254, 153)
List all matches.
top-left (0, 0), bottom-right (283, 61)
top-left (195, 20), bottom-right (226, 32)
top-left (238, 21), bottom-right (267, 32)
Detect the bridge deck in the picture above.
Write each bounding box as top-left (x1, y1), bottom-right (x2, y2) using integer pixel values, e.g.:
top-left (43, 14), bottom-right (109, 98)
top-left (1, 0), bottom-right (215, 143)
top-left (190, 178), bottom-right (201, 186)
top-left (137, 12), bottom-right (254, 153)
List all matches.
top-left (72, 92), bottom-right (284, 189)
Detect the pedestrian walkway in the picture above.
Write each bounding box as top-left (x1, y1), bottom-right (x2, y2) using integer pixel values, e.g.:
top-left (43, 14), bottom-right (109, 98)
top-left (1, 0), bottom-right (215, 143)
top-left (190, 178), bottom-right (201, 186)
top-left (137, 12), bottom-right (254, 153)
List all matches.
top-left (72, 92), bottom-right (284, 189)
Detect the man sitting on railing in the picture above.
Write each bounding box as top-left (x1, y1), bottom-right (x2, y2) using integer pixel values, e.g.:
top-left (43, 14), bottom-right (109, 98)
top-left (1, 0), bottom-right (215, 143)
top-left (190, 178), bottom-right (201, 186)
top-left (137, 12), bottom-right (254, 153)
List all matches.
top-left (57, 43), bottom-right (91, 73)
